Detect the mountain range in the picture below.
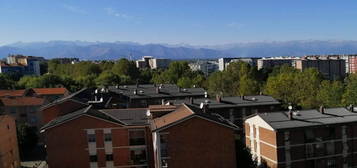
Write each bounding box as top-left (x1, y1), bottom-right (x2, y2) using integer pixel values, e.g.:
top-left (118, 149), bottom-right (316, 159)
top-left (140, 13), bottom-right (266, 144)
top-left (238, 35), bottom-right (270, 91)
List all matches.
top-left (1, 40), bottom-right (357, 60)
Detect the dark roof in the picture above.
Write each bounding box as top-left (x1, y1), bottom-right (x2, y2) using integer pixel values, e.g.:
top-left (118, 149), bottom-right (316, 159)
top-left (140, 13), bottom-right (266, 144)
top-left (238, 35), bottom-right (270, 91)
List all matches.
top-left (40, 88), bottom-right (89, 110)
top-left (169, 95), bottom-right (280, 109)
top-left (256, 107), bottom-right (357, 130)
top-left (108, 84), bottom-right (206, 99)
top-left (151, 104), bottom-right (238, 131)
top-left (40, 105), bottom-right (125, 131)
top-left (99, 108), bottom-right (149, 126)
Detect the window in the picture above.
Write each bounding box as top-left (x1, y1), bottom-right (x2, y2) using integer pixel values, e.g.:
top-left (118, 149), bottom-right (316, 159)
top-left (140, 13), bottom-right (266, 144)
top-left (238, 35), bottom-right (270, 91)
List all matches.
top-left (327, 127), bottom-right (336, 139)
top-left (20, 113), bottom-right (27, 118)
top-left (160, 134), bottom-right (168, 158)
top-left (104, 133), bottom-right (112, 142)
top-left (130, 148), bottom-right (147, 165)
top-left (306, 144), bottom-right (314, 157)
top-left (305, 129), bottom-right (315, 143)
top-left (87, 134), bottom-right (96, 142)
top-left (129, 129), bottom-right (146, 146)
top-left (89, 155), bottom-right (97, 162)
top-left (106, 154), bottom-right (113, 161)
top-left (327, 159), bottom-right (336, 168)
top-left (326, 142), bottom-right (335, 155)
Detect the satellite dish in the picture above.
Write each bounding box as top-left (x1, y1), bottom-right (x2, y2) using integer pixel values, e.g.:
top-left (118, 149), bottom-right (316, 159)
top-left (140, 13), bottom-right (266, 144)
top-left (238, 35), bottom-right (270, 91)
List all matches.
top-left (146, 110), bottom-right (151, 117)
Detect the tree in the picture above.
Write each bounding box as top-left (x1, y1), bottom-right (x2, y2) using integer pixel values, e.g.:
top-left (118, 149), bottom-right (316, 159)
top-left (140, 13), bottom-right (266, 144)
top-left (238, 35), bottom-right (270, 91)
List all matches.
top-left (95, 71), bottom-right (120, 87)
top-left (177, 77), bottom-right (193, 88)
top-left (112, 59), bottom-right (139, 80)
top-left (0, 74), bottom-right (16, 89)
top-left (342, 74), bottom-right (357, 106)
top-left (18, 74), bottom-right (63, 88)
top-left (17, 123), bottom-right (38, 156)
top-left (236, 140), bottom-right (257, 168)
top-left (264, 67), bottom-right (322, 109)
top-left (317, 80), bottom-right (344, 107)
top-left (76, 75), bottom-right (97, 88)
top-left (238, 75), bottom-right (259, 96)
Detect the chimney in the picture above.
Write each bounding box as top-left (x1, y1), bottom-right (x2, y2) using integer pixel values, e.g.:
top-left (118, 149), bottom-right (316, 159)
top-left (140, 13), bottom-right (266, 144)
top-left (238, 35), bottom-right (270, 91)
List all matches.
top-left (288, 104), bottom-right (293, 120)
top-left (288, 110), bottom-right (293, 120)
top-left (156, 87), bottom-right (160, 94)
top-left (136, 81), bottom-right (139, 88)
top-left (133, 89), bottom-right (137, 95)
top-left (189, 97), bottom-right (193, 104)
top-left (350, 104), bottom-right (354, 112)
top-left (216, 95), bottom-right (221, 103)
top-left (178, 87), bottom-right (181, 93)
top-left (241, 95), bottom-right (245, 100)
top-left (319, 105), bottom-right (325, 114)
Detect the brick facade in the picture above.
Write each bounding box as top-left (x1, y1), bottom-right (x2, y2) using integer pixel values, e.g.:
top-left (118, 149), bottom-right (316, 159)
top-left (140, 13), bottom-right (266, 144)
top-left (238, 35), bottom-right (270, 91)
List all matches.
top-left (44, 115), bottom-right (154, 168)
top-left (0, 115), bottom-right (20, 168)
top-left (154, 117), bottom-right (237, 168)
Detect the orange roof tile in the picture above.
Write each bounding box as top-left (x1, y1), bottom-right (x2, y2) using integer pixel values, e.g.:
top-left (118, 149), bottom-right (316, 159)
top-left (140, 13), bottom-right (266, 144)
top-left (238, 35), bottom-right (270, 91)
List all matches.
top-left (0, 97), bottom-right (45, 106)
top-left (148, 105), bottom-right (177, 112)
top-left (0, 90), bottom-right (26, 97)
top-left (151, 104), bottom-right (194, 130)
top-left (33, 88), bottom-right (69, 95)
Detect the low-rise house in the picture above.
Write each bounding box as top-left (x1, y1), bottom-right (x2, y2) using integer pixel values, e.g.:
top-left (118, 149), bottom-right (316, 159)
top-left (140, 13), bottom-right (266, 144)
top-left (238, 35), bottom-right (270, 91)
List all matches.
top-left (0, 115), bottom-right (20, 168)
top-left (245, 107), bottom-right (357, 168)
top-left (41, 106), bottom-right (154, 168)
top-left (151, 104), bottom-right (238, 168)
top-left (41, 102), bottom-right (239, 168)
top-left (1, 97), bottom-right (45, 129)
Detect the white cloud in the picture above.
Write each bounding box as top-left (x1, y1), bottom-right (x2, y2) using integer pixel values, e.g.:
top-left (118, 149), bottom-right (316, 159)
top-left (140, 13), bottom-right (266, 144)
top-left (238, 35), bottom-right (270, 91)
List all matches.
top-left (104, 8), bottom-right (131, 19)
top-left (63, 4), bottom-right (87, 15)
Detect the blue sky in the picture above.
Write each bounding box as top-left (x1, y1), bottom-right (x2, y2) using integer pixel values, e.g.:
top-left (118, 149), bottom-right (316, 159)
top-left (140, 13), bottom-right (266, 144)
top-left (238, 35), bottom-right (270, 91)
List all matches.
top-left (0, 0), bottom-right (356, 45)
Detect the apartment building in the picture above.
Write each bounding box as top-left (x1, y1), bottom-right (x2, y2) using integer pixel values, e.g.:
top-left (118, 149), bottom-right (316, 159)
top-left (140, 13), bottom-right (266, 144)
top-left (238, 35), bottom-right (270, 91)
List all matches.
top-left (41, 106), bottom-right (153, 168)
top-left (0, 115), bottom-right (20, 168)
top-left (0, 88), bottom-right (70, 129)
top-left (4, 55), bottom-right (43, 76)
top-left (168, 95), bottom-right (281, 133)
top-left (218, 57), bottom-right (260, 71)
top-left (257, 57), bottom-right (299, 70)
top-left (0, 96), bottom-right (45, 129)
top-left (107, 84), bottom-right (206, 108)
top-left (41, 101), bottom-right (239, 168)
top-left (150, 104), bottom-right (238, 168)
top-left (245, 107), bottom-right (357, 168)
top-left (135, 56), bottom-right (171, 69)
top-left (295, 56), bottom-right (346, 80)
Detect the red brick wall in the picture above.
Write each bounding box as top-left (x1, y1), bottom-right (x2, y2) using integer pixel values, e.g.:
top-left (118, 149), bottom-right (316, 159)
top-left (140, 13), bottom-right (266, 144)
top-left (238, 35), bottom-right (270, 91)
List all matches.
top-left (45, 115), bottom-right (122, 168)
top-left (0, 115), bottom-right (20, 168)
top-left (44, 115), bottom-right (154, 168)
top-left (41, 100), bottom-right (86, 125)
top-left (160, 117), bottom-right (236, 168)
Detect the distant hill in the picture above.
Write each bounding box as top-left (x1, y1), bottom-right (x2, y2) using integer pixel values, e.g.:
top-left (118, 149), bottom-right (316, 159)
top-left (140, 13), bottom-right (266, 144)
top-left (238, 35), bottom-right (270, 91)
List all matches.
top-left (2, 40), bottom-right (357, 60)
top-left (207, 40), bottom-right (357, 57)
top-left (0, 41), bottom-right (227, 60)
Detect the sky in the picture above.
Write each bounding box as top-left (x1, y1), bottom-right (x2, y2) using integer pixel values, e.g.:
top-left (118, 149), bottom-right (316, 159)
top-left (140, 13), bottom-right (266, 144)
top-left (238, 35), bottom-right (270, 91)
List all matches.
top-left (0, 0), bottom-right (357, 45)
